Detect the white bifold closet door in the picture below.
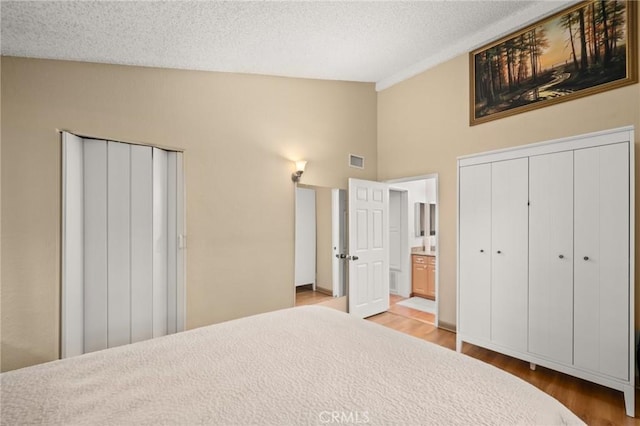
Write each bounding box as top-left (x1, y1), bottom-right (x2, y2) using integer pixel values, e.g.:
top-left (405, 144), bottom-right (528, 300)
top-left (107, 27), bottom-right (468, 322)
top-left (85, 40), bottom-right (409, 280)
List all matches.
top-left (62, 132), bottom-right (185, 358)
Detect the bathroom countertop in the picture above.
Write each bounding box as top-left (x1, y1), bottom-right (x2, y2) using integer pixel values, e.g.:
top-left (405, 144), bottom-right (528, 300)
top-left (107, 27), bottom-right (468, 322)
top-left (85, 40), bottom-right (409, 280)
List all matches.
top-left (412, 250), bottom-right (436, 257)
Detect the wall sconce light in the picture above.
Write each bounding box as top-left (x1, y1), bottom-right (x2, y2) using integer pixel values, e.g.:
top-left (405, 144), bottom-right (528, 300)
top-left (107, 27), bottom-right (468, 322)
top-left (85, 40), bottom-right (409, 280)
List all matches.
top-left (291, 160), bottom-right (307, 183)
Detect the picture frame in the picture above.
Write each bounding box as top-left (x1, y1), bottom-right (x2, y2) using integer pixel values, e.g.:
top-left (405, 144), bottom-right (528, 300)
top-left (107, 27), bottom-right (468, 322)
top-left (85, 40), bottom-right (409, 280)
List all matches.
top-left (470, 0), bottom-right (637, 126)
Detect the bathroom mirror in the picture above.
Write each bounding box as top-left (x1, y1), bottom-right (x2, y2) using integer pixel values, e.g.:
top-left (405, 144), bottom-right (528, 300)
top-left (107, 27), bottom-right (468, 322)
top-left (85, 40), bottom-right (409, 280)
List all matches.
top-left (429, 202), bottom-right (436, 236)
top-left (415, 202), bottom-right (426, 237)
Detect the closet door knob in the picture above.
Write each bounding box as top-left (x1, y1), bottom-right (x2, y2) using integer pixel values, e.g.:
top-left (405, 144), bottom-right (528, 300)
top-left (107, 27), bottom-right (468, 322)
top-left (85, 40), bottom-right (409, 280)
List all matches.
top-left (496, 250), bottom-right (502, 254)
top-left (583, 256), bottom-right (589, 261)
top-left (558, 254), bottom-right (564, 259)
top-left (480, 249), bottom-right (484, 253)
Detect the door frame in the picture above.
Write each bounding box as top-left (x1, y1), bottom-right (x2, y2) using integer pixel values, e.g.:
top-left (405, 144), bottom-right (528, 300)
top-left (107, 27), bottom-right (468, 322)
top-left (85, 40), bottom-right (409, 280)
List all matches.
top-left (388, 188), bottom-right (409, 297)
top-left (385, 173), bottom-right (439, 327)
top-left (331, 188), bottom-right (347, 297)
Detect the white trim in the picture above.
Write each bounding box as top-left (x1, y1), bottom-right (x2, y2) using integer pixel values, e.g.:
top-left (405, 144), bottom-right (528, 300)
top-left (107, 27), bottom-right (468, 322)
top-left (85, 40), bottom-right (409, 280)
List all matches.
top-left (385, 173), bottom-right (438, 184)
top-left (456, 159), bottom-right (461, 353)
top-left (628, 131), bottom-right (636, 393)
top-left (458, 126), bottom-right (634, 167)
top-left (458, 333), bottom-right (633, 395)
top-left (375, 0), bottom-right (575, 91)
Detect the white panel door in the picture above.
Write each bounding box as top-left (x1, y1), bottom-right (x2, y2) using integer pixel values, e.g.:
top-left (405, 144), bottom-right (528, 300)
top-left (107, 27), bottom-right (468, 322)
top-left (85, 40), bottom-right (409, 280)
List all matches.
top-left (348, 178), bottom-right (389, 318)
top-left (107, 142), bottom-right (132, 348)
top-left (83, 139), bottom-right (109, 353)
top-left (528, 151), bottom-right (573, 364)
top-left (574, 143), bottom-right (629, 380)
top-left (491, 158), bottom-right (528, 352)
top-left (295, 187), bottom-right (316, 287)
top-left (458, 163), bottom-right (491, 341)
top-left (130, 145), bottom-right (154, 343)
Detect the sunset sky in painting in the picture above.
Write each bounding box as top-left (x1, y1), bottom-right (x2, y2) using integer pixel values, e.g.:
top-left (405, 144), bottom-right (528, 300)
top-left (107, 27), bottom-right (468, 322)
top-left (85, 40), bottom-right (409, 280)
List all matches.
top-left (536, 5), bottom-right (628, 71)
top-left (539, 17), bottom-right (568, 70)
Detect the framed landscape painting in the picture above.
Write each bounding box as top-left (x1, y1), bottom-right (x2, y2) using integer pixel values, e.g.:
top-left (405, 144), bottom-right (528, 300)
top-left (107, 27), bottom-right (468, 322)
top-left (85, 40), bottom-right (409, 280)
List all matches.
top-left (470, 0), bottom-right (637, 126)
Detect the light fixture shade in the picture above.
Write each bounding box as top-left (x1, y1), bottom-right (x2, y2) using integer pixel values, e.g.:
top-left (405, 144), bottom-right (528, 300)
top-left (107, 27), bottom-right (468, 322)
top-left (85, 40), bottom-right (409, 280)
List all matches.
top-left (295, 160), bottom-right (307, 173)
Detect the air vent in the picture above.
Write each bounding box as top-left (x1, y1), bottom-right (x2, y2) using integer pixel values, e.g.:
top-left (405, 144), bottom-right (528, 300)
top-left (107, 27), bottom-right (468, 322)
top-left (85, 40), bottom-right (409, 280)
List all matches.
top-left (349, 154), bottom-right (365, 169)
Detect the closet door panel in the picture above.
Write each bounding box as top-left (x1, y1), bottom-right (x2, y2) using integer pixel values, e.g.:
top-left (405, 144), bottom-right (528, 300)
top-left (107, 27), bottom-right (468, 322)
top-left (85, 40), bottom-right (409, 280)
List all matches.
top-left (83, 139), bottom-right (108, 353)
top-left (153, 148), bottom-right (168, 337)
top-left (167, 152), bottom-right (178, 334)
top-left (107, 142), bottom-right (132, 348)
top-left (176, 152), bottom-right (186, 332)
top-left (574, 143), bottom-right (629, 380)
top-left (62, 133), bottom-right (85, 358)
top-left (458, 163), bottom-right (491, 341)
top-left (131, 145), bottom-right (154, 343)
top-left (491, 158), bottom-right (528, 352)
top-left (528, 151), bottom-right (573, 364)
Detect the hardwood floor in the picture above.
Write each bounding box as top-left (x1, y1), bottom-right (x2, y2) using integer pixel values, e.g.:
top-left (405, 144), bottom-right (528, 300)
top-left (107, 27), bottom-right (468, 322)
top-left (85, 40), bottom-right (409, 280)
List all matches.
top-left (298, 289), bottom-right (638, 424)
top-left (387, 294), bottom-right (436, 325)
top-left (295, 285), bottom-right (333, 306)
top-left (368, 311), bottom-right (639, 426)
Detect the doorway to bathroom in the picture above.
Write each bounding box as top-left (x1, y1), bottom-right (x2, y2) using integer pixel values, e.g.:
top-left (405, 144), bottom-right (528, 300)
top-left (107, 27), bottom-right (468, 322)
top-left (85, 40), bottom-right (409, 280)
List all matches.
top-left (387, 174), bottom-right (439, 326)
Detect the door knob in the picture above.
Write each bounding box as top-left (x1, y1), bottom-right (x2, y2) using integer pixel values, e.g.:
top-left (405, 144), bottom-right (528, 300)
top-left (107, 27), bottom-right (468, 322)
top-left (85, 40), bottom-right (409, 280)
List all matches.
top-left (480, 249), bottom-right (484, 253)
top-left (559, 254), bottom-right (564, 259)
top-left (346, 255), bottom-right (359, 261)
top-left (497, 250), bottom-right (502, 254)
top-left (583, 256), bottom-right (589, 261)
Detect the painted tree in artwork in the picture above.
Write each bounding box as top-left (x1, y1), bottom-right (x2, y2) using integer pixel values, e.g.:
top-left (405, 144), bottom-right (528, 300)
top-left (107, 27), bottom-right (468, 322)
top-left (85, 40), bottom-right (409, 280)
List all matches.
top-left (561, 11), bottom-right (580, 71)
top-left (578, 8), bottom-right (589, 72)
top-left (475, 0), bottom-right (631, 119)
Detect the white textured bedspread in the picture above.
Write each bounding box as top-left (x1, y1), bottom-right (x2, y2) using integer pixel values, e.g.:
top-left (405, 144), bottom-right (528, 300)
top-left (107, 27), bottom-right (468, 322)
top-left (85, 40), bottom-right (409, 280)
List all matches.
top-left (1, 306), bottom-right (584, 425)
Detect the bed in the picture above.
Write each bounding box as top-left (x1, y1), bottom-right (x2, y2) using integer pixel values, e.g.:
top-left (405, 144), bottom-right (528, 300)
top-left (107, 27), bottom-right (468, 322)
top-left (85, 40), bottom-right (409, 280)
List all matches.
top-left (1, 306), bottom-right (583, 425)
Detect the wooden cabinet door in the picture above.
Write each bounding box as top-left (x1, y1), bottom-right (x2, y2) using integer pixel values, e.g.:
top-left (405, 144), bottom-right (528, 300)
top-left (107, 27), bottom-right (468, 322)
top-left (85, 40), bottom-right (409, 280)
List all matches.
top-left (490, 158), bottom-right (529, 352)
top-left (425, 259), bottom-right (435, 299)
top-left (528, 151), bottom-right (574, 364)
top-left (412, 261), bottom-right (428, 296)
top-left (458, 163), bottom-right (491, 341)
top-left (574, 143), bottom-right (629, 380)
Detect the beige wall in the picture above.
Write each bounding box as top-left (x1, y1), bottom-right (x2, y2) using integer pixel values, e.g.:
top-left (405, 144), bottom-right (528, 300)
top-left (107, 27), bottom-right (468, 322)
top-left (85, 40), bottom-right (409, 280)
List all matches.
top-left (378, 6), bottom-right (640, 329)
top-left (0, 57), bottom-right (377, 371)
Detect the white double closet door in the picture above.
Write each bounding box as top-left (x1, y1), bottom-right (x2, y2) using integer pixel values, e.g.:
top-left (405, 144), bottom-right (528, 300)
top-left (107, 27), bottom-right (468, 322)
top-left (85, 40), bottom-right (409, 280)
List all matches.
top-left (529, 144), bottom-right (629, 378)
top-left (62, 132), bottom-right (185, 358)
top-left (460, 143), bottom-right (629, 378)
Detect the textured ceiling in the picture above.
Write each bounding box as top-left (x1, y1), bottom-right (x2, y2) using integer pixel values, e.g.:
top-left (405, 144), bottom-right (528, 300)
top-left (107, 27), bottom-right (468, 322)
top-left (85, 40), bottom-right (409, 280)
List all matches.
top-left (1, 1), bottom-right (574, 90)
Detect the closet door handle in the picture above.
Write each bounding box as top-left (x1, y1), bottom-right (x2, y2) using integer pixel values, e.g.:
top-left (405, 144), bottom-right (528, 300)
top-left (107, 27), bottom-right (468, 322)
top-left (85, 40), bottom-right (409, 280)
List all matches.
top-left (480, 249), bottom-right (484, 253)
top-left (558, 254), bottom-right (564, 259)
top-left (496, 250), bottom-right (502, 254)
top-left (583, 256), bottom-right (589, 261)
